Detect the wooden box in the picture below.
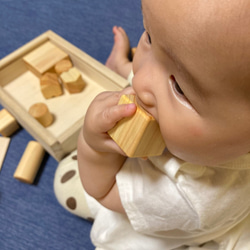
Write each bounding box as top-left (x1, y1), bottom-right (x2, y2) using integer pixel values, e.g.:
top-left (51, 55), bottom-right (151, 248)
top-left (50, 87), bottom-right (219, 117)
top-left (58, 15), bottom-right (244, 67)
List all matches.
top-left (0, 30), bottom-right (128, 161)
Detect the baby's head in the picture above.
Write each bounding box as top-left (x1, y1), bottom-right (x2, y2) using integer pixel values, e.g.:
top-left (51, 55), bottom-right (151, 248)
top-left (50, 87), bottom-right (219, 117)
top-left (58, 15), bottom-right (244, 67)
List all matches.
top-left (132, 0), bottom-right (250, 165)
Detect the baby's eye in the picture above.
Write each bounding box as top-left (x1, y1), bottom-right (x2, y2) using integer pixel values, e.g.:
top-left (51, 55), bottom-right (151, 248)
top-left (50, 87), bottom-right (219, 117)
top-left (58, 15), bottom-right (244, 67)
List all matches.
top-left (146, 31), bottom-right (152, 44)
top-left (170, 75), bottom-right (184, 95)
top-left (169, 75), bottom-right (195, 110)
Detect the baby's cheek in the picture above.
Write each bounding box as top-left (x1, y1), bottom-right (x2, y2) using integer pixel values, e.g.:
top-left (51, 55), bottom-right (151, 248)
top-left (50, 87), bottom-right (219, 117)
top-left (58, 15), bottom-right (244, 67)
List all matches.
top-left (188, 123), bottom-right (205, 138)
top-left (162, 123), bottom-right (204, 157)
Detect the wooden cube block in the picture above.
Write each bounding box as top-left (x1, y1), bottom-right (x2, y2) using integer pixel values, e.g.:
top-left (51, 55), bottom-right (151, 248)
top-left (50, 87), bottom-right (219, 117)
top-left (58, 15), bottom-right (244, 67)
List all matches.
top-left (60, 67), bottom-right (86, 93)
top-left (0, 109), bottom-right (20, 137)
top-left (108, 95), bottom-right (165, 158)
top-left (40, 72), bottom-right (63, 99)
top-left (54, 59), bottom-right (73, 75)
top-left (23, 41), bottom-right (69, 77)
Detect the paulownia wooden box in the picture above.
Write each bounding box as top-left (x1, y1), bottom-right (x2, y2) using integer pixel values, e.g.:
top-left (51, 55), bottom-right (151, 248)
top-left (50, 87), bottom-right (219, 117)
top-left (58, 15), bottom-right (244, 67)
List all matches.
top-left (0, 30), bottom-right (128, 161)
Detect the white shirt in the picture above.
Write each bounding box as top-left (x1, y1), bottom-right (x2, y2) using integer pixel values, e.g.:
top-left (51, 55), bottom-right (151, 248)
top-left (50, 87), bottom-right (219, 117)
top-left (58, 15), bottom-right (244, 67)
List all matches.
top-left (91, 151), bottom-right (250, 249)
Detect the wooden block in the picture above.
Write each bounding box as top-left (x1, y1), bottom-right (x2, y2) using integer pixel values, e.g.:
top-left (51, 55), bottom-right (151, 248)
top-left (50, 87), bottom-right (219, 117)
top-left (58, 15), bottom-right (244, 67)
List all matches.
top-left (13, 141), bottom-right (45, 184)
top-left (0, 109), bottom-right (20, 136)
top-left (40, 72), bottom-right (63, 99)
top-left (60, 67), bottom-right (86, 93)
top-left (29, 103), bottom-right (53, 127)
top-left (131, 47), bottom-right (137, 59)
top-left (54, 59), bottom-right (73, 75)
top-left (0, 137), bottom-right (10, 171)
top-left (108, 95), bottom-right (165, 158)
top-left (23, 41), bottom-right (69, 77)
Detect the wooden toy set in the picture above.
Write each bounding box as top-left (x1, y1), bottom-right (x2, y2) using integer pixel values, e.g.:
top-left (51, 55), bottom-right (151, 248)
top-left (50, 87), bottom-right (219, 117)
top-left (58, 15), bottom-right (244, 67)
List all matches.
top-left (0, 30), bottom-right (128, 159)
top-left (0, 30), bottom-right (165, 184)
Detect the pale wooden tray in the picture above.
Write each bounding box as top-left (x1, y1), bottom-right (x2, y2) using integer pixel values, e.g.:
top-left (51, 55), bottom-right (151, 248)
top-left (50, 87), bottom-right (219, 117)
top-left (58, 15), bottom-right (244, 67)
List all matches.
top-left (0, 30), bottom-right (129, 161)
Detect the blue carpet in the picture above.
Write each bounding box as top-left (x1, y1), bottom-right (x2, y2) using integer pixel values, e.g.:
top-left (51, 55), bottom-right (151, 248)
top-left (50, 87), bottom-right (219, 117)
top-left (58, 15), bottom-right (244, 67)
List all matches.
top-left (0, 0), bottom-right (143, 249)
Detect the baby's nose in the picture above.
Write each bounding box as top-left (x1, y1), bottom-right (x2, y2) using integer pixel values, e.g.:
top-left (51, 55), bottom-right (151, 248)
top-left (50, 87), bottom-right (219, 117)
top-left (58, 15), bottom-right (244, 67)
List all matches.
top-left (136, 92), bottom-right (155, 110)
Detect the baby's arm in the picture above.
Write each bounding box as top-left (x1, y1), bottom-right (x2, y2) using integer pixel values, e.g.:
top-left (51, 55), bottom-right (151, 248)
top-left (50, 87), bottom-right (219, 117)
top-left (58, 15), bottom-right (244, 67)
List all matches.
top-left (77, 88), bottom-right (136, 213)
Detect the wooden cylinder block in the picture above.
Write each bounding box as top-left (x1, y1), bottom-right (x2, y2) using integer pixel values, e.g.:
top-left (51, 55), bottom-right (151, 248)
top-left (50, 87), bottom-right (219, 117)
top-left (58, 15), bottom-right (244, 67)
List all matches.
top-left (0, 109), bottom-right (20, 137)
top-left (29, 103), bottom-right (53, 127)
top-left (54, 59), bottom-right (73, 75)
top-left (14, 141), bottom-right (45, 184)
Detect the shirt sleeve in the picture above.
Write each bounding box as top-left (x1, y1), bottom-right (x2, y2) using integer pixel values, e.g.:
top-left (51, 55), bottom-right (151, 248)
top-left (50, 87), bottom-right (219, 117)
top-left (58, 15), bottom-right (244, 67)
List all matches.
top-left (116, 152), bottom-right (250, 239)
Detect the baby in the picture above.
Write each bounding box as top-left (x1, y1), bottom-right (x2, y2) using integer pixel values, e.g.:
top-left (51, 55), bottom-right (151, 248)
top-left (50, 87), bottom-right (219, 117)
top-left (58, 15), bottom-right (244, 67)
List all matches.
top-left (54, 0), bottom-right (250, 249)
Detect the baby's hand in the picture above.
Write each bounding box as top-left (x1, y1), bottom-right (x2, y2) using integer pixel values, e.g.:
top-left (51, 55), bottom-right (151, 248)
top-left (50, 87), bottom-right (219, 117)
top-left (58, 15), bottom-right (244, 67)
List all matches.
top-left (83, 87), bottom-right (136, 155)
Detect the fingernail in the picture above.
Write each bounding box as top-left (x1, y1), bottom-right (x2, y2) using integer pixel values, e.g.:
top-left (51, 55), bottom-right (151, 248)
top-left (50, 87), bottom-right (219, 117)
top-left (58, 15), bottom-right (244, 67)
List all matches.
top-left (127, 103), bottom-right (137, 111)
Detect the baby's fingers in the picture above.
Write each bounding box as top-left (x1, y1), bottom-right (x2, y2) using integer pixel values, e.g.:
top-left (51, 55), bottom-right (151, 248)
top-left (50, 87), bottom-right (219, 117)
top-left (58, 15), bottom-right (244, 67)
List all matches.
top-left (102, 103), bottom-right (137, 131)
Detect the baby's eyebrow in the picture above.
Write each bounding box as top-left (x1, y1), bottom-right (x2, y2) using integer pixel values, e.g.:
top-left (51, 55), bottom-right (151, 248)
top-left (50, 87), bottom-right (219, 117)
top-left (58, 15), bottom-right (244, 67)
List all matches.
top-left (164, 44), bottom-right (204, 98)
top-left (141, 0), bottom-right (202, 97)
top-left (165, 45), bottom-right (195, 84)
